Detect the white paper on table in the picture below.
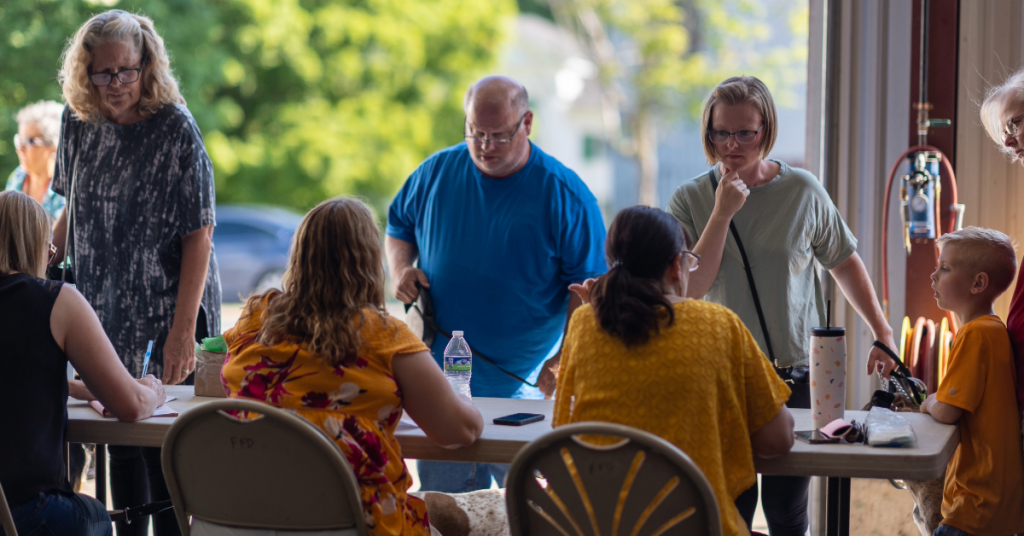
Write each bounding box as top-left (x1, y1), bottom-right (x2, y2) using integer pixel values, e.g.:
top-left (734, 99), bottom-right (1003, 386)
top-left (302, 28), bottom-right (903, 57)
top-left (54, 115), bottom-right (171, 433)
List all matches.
top-left (89, 395), bottom-right (178, 419)
top-left (397, 416), bottom-right (419, 430)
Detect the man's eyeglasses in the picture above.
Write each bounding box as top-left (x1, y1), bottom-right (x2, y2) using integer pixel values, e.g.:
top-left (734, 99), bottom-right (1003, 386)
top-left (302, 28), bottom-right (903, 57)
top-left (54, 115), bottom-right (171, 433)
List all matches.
top-left (13, 134), bottom-right (49, 150)
top-left (707, 125), bottom-right (764, 145)
top-left (89, 67), bottom-right (142, 87)
top-left (681, 250), bottom-right (700, 272)
top-left (464, 113), bottom-right (526, 146)
top-left (48, 243), bottom-right (58, 264)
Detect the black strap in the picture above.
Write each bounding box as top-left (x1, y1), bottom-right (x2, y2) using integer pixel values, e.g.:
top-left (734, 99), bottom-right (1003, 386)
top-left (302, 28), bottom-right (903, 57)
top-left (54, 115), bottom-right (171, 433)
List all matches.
top-left (404, 289), bottom-right (539, 388)
top-left (708, 170), bottom-right (779, 368)
top-left (109, 500), bottom-right (174, 524)
top-left (871, 340), bottom-right (925, 403)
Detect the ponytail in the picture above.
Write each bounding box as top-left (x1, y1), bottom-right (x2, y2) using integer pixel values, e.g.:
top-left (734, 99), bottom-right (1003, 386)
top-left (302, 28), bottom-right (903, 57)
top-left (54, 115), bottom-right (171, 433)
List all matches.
top-left (591, 265), bottom-right (675, 347)
top-left (589, 205), bottom-right (689, 348)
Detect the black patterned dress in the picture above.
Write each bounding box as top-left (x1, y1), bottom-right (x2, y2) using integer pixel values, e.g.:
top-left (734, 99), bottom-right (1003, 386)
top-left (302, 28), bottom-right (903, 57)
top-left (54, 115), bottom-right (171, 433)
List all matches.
top-left (52, 104), bottom-right (221, 379)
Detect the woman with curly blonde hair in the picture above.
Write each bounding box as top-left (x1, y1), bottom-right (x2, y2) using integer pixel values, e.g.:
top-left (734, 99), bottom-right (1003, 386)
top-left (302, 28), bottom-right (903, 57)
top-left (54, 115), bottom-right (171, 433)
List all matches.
top-left (222, 197), bottom-right (483, 536)
top-left (49, 9), bottom-right (220, 536)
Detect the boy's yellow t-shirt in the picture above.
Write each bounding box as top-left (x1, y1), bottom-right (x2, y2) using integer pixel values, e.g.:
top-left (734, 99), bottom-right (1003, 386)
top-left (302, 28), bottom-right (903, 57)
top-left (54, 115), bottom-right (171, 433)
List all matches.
top-left (936, 315), bottom-right (1024, 535)
top-left (553, 300), bottom-right (791, 536)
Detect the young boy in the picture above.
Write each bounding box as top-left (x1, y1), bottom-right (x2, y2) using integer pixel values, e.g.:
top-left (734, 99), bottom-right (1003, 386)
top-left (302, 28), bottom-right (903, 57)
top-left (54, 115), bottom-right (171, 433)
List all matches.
top-left (921, 227), bottom-right (1024, 536)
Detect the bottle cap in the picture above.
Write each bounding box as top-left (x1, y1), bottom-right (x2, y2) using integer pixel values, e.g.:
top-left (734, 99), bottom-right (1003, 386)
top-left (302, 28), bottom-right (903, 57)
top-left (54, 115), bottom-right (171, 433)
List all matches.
top-left (453, 330), bottom-right (464, 337)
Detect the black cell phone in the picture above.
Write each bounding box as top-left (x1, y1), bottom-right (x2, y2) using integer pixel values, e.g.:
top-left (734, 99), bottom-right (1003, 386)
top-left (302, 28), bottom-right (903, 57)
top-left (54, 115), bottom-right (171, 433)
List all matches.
top-left (794, 430), bottom-right (840, 444)
top-left (493, 413), bottom-right (545, 426)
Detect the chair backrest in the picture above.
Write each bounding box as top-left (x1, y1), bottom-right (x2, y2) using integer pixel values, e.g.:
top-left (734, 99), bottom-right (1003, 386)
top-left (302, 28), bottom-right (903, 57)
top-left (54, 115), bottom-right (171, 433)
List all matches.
top-left (161, 399), bottom-right (367, 536)
top-left (0, 480), bottom-right (18, 536)
top-left (506, 422), bottom-right (722, 536)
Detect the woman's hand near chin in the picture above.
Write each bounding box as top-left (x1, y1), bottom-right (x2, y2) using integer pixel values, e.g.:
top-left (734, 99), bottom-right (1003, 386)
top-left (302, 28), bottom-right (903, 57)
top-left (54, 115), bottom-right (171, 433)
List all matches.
top-left (713, 170), bottom-right (749, 220)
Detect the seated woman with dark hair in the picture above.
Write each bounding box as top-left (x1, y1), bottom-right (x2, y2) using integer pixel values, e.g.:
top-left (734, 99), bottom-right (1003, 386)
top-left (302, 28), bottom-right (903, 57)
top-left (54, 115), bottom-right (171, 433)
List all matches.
top-left (222, 197), bottom-right (484, 536)
top-left (0, 190), bottom-right (166, 536)
top-left (553, 205), bottom-right (795, 536)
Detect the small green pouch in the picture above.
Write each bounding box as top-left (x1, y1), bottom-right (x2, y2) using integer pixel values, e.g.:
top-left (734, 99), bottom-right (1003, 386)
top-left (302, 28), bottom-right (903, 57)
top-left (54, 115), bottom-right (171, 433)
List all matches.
top-left (201, 336), bottom-right (227, 353)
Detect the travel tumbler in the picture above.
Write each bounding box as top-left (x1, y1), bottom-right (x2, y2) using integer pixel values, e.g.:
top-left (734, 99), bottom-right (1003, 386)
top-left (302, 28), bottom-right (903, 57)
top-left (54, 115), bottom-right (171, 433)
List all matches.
top-left (810, 326), bottom-right (847, 430)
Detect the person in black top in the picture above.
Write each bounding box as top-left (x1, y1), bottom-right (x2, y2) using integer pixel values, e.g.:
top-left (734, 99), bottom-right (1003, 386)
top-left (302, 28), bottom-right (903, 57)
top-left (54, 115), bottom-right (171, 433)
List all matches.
top-left (0, 190), bottom-right (165, 536)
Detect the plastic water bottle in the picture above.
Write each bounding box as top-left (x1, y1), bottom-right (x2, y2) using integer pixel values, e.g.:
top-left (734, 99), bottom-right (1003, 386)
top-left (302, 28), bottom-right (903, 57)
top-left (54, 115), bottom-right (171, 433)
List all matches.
top-left (444, 331), bottom-right (472, 398)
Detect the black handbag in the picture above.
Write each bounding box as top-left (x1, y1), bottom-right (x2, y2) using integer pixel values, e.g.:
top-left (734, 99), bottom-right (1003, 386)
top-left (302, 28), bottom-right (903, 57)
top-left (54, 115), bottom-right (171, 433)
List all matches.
top-left (708, 170), bottom-right (810, 409)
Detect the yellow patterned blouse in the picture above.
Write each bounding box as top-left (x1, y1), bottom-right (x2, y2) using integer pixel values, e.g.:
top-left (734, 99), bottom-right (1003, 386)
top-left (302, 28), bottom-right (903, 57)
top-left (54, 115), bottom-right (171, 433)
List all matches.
top-left (553, 300), bottom-right (791, 536)
top-left (222, 295), bottom-right (431, 536)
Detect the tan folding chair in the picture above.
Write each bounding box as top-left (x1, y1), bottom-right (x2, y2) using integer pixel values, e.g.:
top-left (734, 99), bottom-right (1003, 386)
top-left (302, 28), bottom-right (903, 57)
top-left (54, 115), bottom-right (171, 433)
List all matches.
top-left (161, 399), bottom-right (368, 536)
top-left (0, 481), bottom-right (17, 536)
top-left (506, 422), bottom-right (723, 536)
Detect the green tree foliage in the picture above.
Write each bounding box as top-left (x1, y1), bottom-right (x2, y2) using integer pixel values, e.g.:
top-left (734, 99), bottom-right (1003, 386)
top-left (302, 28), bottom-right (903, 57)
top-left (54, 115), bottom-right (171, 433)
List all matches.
top-left (0, 0), bottom-right (514, 213)
top-left (547, 0), bottom-right (807, 205)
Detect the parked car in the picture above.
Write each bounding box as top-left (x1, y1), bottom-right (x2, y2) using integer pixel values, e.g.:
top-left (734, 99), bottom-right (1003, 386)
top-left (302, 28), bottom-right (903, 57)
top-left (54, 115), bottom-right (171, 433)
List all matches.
top-left (214, 205), bottom-right (303, 302)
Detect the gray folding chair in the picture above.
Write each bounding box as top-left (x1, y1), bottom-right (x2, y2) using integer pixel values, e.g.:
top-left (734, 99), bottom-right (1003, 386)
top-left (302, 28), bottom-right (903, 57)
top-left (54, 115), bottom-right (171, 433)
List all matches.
top-left (0, 481), bottom-right (17, 536)
top-left (161, 399), bottom-right (368, 536)
top-left (506, 422), bottom-right (723, 536)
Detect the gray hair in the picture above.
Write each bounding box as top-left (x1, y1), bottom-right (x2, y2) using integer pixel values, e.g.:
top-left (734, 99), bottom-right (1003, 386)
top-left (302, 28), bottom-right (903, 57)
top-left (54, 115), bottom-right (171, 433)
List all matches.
top-left (980, 68), bottom-right (1024, 158)
top-left (15, 100), bottom-right (64, 146)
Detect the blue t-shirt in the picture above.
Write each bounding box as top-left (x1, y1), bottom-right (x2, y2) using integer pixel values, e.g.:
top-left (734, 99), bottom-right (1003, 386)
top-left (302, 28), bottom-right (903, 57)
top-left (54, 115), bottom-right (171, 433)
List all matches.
top-left (387, 142), bottom-right (607, 397)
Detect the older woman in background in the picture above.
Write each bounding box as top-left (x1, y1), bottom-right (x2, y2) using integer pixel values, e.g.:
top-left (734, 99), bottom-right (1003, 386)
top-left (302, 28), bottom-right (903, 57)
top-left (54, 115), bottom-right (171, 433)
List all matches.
top-left (981, 68), bottom-right (1024, 443)
top-left (7, 100), bottom-right (66, 220)
top-left (50, 10), bottom-right (220, 536)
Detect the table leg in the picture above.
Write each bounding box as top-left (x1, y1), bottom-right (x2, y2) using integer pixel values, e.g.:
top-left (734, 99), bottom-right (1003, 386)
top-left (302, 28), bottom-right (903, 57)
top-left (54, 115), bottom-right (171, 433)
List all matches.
top-left (96, 444), bottom-right (107, 507)
top-left (825, 477), bottom-right (850, 536)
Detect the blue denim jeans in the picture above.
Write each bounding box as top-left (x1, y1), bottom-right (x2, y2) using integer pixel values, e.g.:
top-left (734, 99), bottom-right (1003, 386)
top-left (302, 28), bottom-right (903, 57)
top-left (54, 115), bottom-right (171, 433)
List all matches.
top-left (3, 490), bottom-right (111, 536)
top-left (416, 461), bottom-right (510, 492)
top-left (933, 526), bottom-right (975, 536)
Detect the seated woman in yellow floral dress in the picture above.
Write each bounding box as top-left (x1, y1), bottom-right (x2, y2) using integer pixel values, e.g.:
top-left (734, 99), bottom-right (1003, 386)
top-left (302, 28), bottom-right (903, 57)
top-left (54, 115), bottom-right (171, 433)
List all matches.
top-left (553, 206), bottom-right (796, 536)
top-left (222, 197), bottom-right (484, 536)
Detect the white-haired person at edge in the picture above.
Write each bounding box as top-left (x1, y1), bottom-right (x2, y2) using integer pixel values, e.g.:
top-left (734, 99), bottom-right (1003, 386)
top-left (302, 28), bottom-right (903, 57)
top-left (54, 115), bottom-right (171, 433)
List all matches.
top-left (50, 10), bottom-right (221, 536)
top-left (981, 67), bottom-right (1024, 447)
top-left (6, 100), bottom-right (66, 220)
top-left (667, 75), bottom-right (898, 535)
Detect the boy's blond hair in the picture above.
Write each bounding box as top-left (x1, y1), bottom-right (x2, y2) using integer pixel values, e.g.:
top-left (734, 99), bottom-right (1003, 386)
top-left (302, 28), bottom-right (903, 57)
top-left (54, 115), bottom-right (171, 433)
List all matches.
top-left (936, 227), bottom-right (1018, 295)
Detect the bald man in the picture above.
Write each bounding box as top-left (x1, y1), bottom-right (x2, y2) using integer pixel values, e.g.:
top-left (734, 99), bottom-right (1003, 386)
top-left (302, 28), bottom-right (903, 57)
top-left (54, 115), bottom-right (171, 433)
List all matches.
top-left (386, 76), bottom-right (606, 492)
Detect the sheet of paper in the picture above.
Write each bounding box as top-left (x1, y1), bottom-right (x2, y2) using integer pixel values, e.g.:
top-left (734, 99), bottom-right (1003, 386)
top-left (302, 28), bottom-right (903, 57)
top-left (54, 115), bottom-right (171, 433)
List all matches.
top-left (397, 417), bottom-right (419, 430)
top-left (89, 395), bottom-right (179, 419)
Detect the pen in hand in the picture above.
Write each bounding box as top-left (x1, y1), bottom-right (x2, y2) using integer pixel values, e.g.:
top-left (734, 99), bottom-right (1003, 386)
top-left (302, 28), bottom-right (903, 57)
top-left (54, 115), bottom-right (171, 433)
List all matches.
top-left (141, 340), bottom-right (153, 378)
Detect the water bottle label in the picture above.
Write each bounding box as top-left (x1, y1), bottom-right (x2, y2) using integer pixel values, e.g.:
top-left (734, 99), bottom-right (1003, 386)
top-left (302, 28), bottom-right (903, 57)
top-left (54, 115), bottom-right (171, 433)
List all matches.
top-left (450, 357), bottom-right (471, 371)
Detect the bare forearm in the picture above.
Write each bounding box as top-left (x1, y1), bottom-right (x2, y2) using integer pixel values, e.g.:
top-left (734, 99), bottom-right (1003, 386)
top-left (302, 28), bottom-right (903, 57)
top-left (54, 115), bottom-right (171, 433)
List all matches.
top-left (385, 236), bottom-right (418, 276)
top-left (68, 379), bottom-right (95, 401)
top-left (688, 211), bottom-right (732, 298)
top-left (921, 398), bottom-right (963, 424)
top-left (51, 210), bottom-right (68, 265)
top-left (830, 253), bottom-right (892, 340)
top-left (173, 226), bottom-right (213, 335)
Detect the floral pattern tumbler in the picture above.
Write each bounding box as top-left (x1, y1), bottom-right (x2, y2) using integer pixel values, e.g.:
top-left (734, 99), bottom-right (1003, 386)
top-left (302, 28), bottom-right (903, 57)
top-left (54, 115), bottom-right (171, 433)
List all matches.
top-left (810, 326), bottom-right (846, 430)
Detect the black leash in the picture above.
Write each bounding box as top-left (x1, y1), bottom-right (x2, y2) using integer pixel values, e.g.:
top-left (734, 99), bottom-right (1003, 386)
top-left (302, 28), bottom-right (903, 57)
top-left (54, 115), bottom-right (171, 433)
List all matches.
top-left (708, 171), bottom-right (783, 373)
top-left (108, 500), bottom-right (174, 524)
top-left (871, 340), bottom-right (926, 404)
top-left (403, 289), bottom-right (540, 388)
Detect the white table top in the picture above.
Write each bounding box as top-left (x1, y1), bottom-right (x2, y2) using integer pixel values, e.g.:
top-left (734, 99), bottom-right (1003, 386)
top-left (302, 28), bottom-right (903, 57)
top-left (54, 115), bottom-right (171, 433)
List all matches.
top-left (66, 386), bottom-right (958, 479)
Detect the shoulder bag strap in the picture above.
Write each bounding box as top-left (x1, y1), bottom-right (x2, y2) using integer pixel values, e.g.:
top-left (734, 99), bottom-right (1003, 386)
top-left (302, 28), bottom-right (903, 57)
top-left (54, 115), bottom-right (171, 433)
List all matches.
top-left (60, 128), bottom-right (80, 284)
top-left (708, 170), bottom-right (780, 368)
